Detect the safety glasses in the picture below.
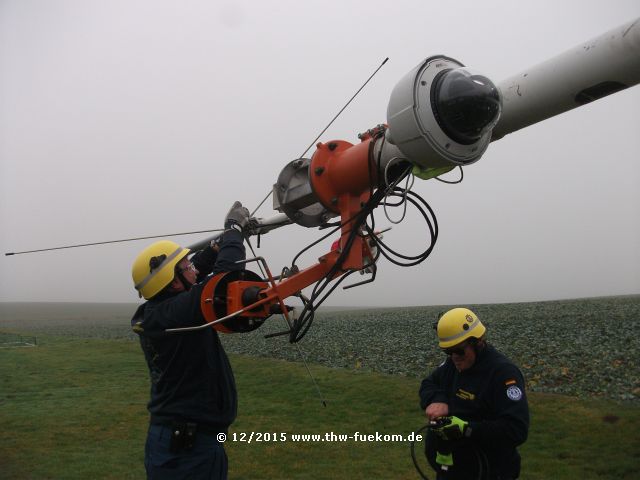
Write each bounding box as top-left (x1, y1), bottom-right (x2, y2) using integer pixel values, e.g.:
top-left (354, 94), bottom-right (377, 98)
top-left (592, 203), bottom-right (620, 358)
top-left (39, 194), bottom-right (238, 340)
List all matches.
top-left (176, 262), bottom-right (196, 274)
top-left (442, 342), bottom-right (468, 357)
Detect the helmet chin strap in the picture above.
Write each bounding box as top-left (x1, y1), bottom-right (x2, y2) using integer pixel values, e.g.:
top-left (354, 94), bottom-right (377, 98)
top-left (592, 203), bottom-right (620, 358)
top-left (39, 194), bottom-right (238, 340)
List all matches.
top-left (175, 271), bottom-right (193, 292)
top-left (472, 338), bottom-right (486, 356)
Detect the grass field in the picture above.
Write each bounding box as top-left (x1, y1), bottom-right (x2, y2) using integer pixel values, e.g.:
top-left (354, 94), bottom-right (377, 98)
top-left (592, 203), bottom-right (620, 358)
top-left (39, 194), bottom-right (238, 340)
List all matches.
top-left (1, 299), bottom-right (639, 479)
top-left (3, 296), bottom-right (639, 400)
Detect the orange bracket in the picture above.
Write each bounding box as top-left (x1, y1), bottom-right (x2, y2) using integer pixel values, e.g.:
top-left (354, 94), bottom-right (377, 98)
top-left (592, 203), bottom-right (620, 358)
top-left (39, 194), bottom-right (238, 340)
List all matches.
top-left (201, 129), bottom-right (383, 334)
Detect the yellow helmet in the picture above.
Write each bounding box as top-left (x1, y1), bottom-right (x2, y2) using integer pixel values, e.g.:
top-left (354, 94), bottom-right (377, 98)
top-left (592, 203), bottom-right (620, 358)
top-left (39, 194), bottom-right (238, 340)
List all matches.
top-left (132, 240), bottom-right (190, 299)
top-left (437, 308), bottom-right (486, 348)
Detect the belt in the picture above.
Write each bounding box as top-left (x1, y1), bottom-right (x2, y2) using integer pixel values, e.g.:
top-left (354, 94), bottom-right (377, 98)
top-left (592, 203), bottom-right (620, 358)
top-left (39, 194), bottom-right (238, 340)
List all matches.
top-left (150, 417), bottom-right (228, 436)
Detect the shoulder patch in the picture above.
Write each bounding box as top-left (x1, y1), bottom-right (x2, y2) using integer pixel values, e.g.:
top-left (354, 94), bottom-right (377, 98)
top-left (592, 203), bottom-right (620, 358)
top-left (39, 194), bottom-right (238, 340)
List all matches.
top-left (506, 385), bottom-right (523, 401)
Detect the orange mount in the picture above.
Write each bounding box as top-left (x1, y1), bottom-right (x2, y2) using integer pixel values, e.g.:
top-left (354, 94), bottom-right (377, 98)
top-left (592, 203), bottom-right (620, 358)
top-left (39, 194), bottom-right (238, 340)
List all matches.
top-left (201, 127), bottom-right (384, 333)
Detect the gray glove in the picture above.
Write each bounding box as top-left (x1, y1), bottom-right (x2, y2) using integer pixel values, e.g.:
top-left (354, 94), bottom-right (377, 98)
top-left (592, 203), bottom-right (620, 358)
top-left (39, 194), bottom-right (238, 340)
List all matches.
top-left (224, 201), bottom-right (251, 231)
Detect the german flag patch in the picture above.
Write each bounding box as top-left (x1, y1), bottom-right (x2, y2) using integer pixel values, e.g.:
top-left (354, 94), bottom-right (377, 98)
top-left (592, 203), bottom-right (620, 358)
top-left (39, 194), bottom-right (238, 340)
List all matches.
top-left (505, 379), bottom-right (517, 386)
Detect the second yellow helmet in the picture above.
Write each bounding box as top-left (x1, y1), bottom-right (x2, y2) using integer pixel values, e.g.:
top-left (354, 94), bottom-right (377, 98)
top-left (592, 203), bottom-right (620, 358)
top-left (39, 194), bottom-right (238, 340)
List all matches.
top-left (437, 307), bottom-right (486, 348)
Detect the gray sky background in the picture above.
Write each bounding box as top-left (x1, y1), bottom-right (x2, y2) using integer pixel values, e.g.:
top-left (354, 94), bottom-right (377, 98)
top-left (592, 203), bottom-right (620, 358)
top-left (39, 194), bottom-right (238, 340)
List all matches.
top-left (1, 0), bottom-right (638, 307)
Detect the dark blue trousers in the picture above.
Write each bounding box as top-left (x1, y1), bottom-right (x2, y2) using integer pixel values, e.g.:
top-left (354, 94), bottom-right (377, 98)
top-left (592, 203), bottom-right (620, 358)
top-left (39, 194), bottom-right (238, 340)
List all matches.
top-left (144, 424), bottom-right (228, 480)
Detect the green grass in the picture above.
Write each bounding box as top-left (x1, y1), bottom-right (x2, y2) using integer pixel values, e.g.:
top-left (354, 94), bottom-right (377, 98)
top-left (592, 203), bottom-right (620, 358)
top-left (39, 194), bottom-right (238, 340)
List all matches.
top-left (3, 296), bottom-right (639, 401)
top-left (1, 336), bottom-right (639, 479)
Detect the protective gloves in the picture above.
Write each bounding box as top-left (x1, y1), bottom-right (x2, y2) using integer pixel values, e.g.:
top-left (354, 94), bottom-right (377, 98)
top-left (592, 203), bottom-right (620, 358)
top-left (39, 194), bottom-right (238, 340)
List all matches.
top-left (224, 201), bottom-right (251, 232)
top-left (433, 416), bottom-right (470, 441)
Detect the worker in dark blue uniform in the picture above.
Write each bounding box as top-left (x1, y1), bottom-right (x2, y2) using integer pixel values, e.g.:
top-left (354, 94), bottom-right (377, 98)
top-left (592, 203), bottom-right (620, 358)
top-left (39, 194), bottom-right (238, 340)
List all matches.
top-left (419, 308), bottom-right (529, 480)
top-left (131, 201), bottom-right (250, 480)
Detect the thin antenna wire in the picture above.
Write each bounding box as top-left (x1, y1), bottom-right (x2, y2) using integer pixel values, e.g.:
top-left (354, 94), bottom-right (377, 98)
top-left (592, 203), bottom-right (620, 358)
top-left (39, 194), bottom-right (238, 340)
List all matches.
top-left (298, 57), bottom-right (389, 161)
top-left (4, 228), bottom-right (225, 256)
top-left (244, 237), bottom-right (327, 407)
top-left (8, 60), bottom-right (390, 257)
top-left (250, 190), bottom-right (273, 217)
top-left (299, 351), bottom-right (328, 407)
top-left (249, 57), bottom-right (389, 219)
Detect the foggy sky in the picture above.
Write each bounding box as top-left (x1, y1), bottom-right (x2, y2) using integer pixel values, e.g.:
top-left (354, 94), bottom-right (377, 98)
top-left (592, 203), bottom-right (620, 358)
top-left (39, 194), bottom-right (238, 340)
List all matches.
top-left (1, 0), bottom-right (639, 307)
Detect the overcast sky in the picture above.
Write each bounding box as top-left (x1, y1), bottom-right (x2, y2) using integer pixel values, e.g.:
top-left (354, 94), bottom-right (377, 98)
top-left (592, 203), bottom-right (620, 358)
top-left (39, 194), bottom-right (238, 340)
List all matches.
top-left (1, 0), bottom-right (638, 307)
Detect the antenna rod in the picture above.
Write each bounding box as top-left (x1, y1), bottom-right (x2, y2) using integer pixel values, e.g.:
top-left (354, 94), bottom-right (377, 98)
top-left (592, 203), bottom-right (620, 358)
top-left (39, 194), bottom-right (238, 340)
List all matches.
top-left (297, 57), bottom-right (389, 160)
top-left (4, 228), bottom-right (225, 256)
top-left (7, 59), bottom-right (389, 257)
top-left (249, 57), bottom-right (390, 218)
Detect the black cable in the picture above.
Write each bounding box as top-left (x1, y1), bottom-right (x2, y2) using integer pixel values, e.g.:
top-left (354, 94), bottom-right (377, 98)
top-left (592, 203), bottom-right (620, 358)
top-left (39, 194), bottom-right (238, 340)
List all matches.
top-left (289, 168), bottom-right (393, 272)
top-left (289, 196), bottom-right (377, 342)
top-left (289, 180), bottom-right (383, 272)
top-left (290, 189), bottom-right (428, 341)
top-left (286, 150), bottom-right (421, 343)
top-left (315, 270), bottom-right (357, 307)
top-left (291, 270), bottom-right (356, 342)
top-left (367, 190), bottom-right (438, 267)
top-left (290, 225), bottom-right (342, 271)
top-left (289, 161), bottom-right (411, 325)
top-left (289, 221), bottom-right (365, 342)
top-left (410, 425), bottom-right (432, 480)
top-left (410, 423), bottom-right (490, 480)
top-left (380, 199), bottom-right (437, 258)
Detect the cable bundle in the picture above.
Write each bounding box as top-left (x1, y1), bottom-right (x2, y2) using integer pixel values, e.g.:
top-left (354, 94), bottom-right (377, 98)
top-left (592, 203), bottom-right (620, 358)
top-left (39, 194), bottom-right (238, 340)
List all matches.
top-left (286, 169), bottom-right (439, 343)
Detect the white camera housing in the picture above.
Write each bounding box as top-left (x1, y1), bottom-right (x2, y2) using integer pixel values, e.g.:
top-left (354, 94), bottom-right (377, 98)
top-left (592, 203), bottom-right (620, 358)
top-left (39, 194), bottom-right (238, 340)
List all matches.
top-left (387, 56), bottom-right (501, 169)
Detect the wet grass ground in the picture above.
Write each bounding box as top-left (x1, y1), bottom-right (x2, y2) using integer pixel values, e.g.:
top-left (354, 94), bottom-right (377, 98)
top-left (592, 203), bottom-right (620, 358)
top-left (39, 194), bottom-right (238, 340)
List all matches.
top-left (1, 333), bottom-right (638, 479)
top-left (2, 296), bottom-right (639, 401)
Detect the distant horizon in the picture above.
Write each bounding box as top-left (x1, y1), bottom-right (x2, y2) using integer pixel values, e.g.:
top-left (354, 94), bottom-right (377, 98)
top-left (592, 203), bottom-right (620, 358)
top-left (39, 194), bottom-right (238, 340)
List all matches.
top-left (1, 292), bottom-right (638, 308)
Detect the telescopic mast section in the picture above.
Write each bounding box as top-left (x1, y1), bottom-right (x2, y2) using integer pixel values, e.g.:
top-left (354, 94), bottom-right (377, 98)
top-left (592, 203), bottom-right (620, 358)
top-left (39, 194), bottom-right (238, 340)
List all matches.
top-left (190, 18), bottom-right (640, 341)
